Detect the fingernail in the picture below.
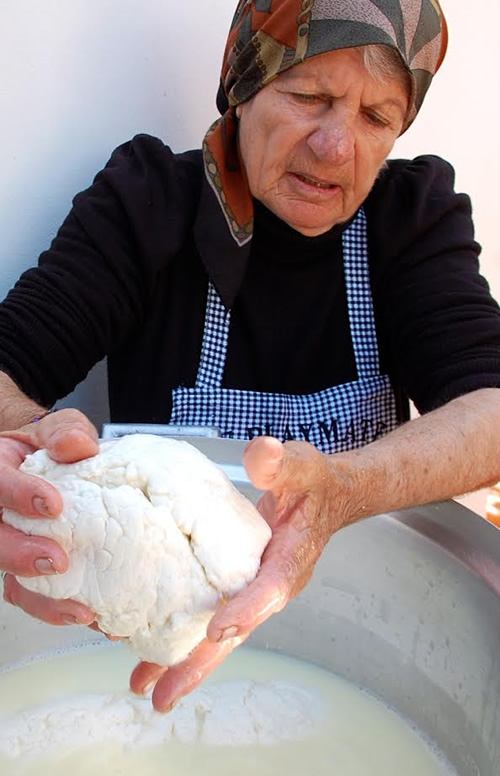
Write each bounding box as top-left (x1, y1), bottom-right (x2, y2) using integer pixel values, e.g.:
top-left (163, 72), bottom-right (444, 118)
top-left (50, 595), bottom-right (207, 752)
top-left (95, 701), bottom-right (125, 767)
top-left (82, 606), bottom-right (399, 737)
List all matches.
top-left (34, 558), bottom-right (56, 575)
top-left (62, 612), bottom-right (93, 626)
top-left (32, 496), bottom-right (52, 516)
top-left (62, 615), bottom-right (79, 625)
top-left (217, 625), bottom-right (239, 642)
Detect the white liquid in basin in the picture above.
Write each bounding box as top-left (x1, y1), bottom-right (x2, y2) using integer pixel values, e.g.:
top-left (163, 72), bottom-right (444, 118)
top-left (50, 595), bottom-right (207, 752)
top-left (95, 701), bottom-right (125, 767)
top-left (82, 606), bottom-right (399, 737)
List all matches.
top-left (0, 643), bottom-right (455, 775)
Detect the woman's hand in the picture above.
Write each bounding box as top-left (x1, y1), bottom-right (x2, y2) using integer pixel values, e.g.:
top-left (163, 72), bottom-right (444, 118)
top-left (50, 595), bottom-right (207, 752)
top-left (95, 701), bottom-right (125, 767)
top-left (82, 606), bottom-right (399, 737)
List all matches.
top-left (131, 436), bottom-right (351, 712)
top-left (134, 389), bottom-right (500, 711)
top-left (1, 409), bottom-right (98, 626)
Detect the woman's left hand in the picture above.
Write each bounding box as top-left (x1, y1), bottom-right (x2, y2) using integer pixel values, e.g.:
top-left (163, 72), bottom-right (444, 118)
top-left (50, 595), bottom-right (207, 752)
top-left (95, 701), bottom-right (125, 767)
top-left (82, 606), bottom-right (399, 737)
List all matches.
top-left (130, 436), bottom-right (352, 712)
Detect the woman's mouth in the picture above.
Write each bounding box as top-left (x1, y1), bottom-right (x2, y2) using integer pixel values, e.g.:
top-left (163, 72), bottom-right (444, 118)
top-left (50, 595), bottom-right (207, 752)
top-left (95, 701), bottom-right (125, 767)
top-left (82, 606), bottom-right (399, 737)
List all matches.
top-left (288, 172), bottom-right (342, 198)
top-left (293, 173), bottom-right (336, 189)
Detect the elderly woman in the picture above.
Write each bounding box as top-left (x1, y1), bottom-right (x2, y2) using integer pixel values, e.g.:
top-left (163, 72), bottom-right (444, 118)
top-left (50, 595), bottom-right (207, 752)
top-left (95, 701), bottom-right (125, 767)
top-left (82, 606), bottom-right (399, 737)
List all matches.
top-left (1, 1), bottom-right (500, 710)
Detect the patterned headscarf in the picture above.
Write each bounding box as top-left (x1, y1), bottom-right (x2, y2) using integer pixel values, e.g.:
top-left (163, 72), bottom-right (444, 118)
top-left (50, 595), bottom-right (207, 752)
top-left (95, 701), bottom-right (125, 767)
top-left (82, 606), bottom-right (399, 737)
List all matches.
top-left (204, 0), bottom-right (448, 246)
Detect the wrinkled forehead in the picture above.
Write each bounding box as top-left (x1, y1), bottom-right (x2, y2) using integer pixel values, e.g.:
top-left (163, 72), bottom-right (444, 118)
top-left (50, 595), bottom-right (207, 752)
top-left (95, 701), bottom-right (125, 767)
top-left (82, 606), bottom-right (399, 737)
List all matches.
top-left (219, 0), bottom-right (447, 125)
top-left (272, 47), bottom-right (410, 123)
top-left (277, 45), bottom-right (408, 90)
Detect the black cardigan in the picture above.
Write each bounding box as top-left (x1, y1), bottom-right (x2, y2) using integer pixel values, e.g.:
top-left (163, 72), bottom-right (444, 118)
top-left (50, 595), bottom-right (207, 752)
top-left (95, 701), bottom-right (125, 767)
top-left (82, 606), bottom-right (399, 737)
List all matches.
top-left (1, 134), bottom-right (499, 426)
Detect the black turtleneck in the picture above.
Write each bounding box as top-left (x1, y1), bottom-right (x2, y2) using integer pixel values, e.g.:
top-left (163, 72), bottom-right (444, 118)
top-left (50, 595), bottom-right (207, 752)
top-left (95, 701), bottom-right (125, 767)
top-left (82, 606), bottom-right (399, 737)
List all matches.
top-left (227, 200), bottom-right (356, 394)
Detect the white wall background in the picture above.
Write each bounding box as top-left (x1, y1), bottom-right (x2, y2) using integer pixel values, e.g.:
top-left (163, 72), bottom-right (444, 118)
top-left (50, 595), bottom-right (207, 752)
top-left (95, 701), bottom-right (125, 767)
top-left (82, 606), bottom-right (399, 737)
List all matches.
top-left (1, 1), bottom-right (498, 430)
top-left (395, 0), bottom-right (500, 300)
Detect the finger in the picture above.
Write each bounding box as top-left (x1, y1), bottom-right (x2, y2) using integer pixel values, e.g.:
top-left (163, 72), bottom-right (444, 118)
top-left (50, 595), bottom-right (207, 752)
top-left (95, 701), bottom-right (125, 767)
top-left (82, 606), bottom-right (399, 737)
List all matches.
top-left (88, 622), bottom-right (122, 642)
top-left (151, 637), bottom-right (244, 713)
top-left (207, 579), bottom-right (286, 643)
top-left (244, 437), bottom-right (326, 494)
top-left (3, 575), bottom-right (94, 626)
top-left (0, 437), bottom-right (62, 517)
top-left (0, 411), bottom-right (98, 517)
top-left (243, 436), bottom-right (284, 491)
top-left (206, 567), bottom-right (287, 643)
top-left (0, 409), bottom-right (99, 463)
top-left (31, 409), bottom-right (99, 464)
top-left (0, 521), bottom-right (68, 576)
top-left (0, 463), bottom-right (63, 517)
top-left (0, 409), bottom-right (99, 519)
top-left (130, 662), bottom-right (168, 696)
top-left (207, 519), bottom-right (315, 642)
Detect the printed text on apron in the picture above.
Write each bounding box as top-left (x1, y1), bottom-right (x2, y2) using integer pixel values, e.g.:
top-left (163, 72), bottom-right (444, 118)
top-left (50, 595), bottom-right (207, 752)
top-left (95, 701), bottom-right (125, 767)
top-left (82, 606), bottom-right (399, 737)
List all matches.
top-left (171, 209), bottom-right (398, 454)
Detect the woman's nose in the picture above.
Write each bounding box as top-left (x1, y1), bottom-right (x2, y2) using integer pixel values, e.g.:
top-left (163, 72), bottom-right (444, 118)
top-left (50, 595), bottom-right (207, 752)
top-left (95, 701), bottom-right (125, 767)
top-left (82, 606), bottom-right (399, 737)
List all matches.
top-left (307, 116), bottom-right (355, 165)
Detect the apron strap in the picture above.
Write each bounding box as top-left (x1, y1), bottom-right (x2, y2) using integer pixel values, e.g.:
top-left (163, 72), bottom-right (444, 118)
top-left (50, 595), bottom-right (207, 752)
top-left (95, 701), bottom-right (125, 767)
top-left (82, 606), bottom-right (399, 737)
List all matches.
top-left (342, 208), bottom-right (381, 378)
top-left (195, 282), bottom-right (231, 388)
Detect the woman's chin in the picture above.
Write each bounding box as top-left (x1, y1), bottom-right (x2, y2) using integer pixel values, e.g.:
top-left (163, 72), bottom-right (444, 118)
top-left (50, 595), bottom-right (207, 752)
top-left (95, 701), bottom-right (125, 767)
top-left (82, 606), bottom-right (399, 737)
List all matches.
top-left (262, 192), bottom-right (349, 236)
top-left (278, 205), bottom-right (344, 236)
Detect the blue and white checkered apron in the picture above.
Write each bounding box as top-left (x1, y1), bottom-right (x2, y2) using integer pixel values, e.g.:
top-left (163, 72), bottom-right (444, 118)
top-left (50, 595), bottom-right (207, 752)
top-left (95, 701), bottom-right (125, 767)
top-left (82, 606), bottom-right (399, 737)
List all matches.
top-left (171, 209), bottom-right (398, 454)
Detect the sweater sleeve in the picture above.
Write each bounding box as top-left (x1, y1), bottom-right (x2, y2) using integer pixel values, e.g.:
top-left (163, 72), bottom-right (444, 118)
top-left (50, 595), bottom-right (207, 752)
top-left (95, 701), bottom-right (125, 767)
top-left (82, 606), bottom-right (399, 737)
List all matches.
top-left (367, 155), bottom-right (500, 414)
top-left (0, 135), bottom-right (201, 407)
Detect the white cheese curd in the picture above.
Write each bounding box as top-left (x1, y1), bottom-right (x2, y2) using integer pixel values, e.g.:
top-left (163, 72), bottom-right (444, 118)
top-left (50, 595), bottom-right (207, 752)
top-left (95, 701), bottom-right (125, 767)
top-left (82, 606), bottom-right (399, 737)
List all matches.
top-left (3, 435), bottom-right (271, 665)
top-left (0, 680), bottom-right (324, 758)
top-left (0, 645), bottom-right (456, 776)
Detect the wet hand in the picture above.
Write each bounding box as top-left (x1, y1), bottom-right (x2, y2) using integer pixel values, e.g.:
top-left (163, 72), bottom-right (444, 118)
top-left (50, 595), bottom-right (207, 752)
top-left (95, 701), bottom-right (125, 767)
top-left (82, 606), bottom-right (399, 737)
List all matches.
top-left (131, 436), bottom-right (348, 712)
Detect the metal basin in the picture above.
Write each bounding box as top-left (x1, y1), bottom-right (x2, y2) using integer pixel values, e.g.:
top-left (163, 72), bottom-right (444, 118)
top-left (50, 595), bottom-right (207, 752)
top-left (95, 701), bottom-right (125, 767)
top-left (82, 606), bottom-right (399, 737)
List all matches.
top-left (0, 437), bottom-right (498, 775)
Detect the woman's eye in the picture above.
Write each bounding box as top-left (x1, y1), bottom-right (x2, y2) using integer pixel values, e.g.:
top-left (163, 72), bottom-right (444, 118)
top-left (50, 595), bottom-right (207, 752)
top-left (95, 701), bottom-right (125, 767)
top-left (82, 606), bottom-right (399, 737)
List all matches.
top-left (292, 93), bottom-right (323, 104)
top-left (363, 110), bottom-right (389, 128)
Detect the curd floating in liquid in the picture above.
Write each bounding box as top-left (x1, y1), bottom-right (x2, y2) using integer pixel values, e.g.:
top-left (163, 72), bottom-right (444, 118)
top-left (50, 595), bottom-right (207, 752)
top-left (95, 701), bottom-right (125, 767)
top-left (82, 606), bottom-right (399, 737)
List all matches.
top-left (0, 644), bottom-right (456, 775)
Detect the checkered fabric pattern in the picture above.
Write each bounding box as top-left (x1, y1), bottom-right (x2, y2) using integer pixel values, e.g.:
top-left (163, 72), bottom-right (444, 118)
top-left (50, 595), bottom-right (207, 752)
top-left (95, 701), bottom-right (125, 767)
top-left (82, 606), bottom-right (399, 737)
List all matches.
top-left (342, 208), bottom-right (380, 378)
top-left (172, 376), bottom-right (396, 454)
top-left (171, 209), bottom-right (399, 454)
top-left (195, 283), bottom-right (231, 387)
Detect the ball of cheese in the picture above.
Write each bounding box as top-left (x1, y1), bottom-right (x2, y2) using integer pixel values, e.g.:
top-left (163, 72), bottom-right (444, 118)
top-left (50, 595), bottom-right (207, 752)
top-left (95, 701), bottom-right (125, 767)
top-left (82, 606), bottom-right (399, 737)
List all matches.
top-left (3, 435), bottom-right (271, 665)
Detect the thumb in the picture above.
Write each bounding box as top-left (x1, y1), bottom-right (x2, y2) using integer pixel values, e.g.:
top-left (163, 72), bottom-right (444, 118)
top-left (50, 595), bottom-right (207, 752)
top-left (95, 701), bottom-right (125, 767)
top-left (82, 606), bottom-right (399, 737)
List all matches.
top-left (243, 437), bottom-right (327, 494)
top-left (9, 409), bottom-right (100, 463)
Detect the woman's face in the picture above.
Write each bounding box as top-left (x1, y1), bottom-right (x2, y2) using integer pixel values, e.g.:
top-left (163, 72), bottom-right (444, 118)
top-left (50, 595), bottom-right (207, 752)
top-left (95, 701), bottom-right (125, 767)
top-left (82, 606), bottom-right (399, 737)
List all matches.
top-left (237, 47), bottom-right (408, 236)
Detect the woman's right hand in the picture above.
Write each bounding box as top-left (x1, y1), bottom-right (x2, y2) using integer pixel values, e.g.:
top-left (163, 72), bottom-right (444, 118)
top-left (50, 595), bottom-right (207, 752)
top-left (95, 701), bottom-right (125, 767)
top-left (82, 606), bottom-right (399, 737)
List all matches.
top-left (1, 409), bottom-right (98, 625)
